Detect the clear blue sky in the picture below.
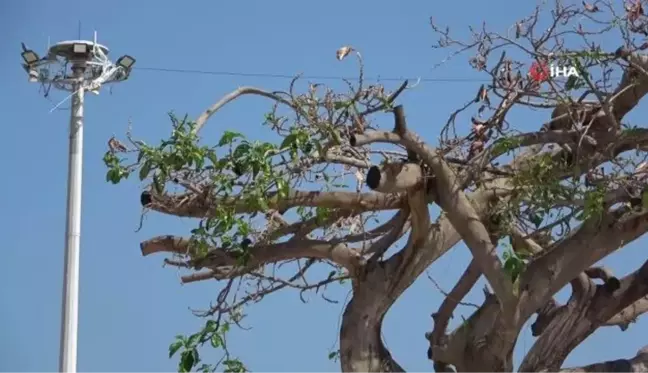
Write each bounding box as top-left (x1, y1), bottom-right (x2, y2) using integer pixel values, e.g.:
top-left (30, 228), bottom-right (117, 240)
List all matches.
top-left (1, 0), bottom-right (647, 371)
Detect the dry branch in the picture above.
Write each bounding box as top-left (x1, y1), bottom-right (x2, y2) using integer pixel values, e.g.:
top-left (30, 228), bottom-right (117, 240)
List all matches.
top-left (559, 345), bottom-right (648, 372)
top-left (141, 235), bottom-right (362, 273)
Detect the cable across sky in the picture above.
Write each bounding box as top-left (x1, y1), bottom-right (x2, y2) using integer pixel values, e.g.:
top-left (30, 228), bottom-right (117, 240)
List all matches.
top-left (134, 66), bottom-right (491, 83)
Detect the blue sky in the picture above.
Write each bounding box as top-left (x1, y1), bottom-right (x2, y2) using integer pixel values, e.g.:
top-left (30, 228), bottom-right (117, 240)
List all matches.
top-left (1, 0), bottom-right (647, 371)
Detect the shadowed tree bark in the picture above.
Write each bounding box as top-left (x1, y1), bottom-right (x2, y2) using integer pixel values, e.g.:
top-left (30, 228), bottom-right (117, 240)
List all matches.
top-left (107, 1), bottom-right (648, 371)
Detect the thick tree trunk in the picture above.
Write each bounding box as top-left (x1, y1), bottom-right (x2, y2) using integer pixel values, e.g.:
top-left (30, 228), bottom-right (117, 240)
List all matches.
top-left (339, 267), bottom-right (405, 373)
top-left (456, 343), bottom-right (513, 373)
top-left (431, 293), bottom-right (516, 372)
top-left (339, 295), bottom-right (404, 372)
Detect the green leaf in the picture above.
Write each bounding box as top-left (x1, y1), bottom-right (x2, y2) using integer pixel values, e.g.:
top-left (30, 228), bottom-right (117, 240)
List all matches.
top-left (280, 134), bottom-right (297, 150)
top-left (223, 359), bottom-right (245, 373)
top-left (168, 340), bottom-right (183, 358)
top-left (187, 333), bottom-right (201, 347)
top-left (565, 75), bottom-right (577, 90)
top-left (328, 351), bottom-right (337, 360)
top-left (205, 320), bottom-right (217, 332)
top-left (207, 151), bottom-right (218, 166)
top-left (153, 174), bottom-right (164, 194)
top-left (529, 213), bottom-right (543, 228)
top-left (276, 178), bottom-right (289, 198)
top-left (210, 334), bottom-right (223, 348)
top-left (333, 101), bottom-right (349, 110)
top-left (218, 131), bottom-right (244, 147)
top-left (179, 349), bottom-right (198, 373)
top-left (251, 162), bottom-right (260, 179)
top-left (106, 168), bottom-right (123, 184)
top-left (139, 161), bottom-right (153, 181)
top-left (302, 141), bottom-right (313, 154)
top-left (233, 143), bottom-right (251, 159)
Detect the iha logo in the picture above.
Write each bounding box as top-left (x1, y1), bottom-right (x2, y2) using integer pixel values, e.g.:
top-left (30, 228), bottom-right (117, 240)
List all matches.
top-left (528, 61), bottom-right (580, 82)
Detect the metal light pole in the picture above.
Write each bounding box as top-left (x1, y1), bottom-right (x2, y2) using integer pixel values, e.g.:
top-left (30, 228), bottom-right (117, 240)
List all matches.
top-left (20, 36), bottom-right (135, 373)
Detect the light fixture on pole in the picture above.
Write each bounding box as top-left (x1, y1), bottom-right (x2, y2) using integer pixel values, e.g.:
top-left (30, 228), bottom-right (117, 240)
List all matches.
top-left (20, 35), bottom-right (134, 373)
top-left (21, 43), bottom-right (41, 82)
top-left (116, 55), bottom-right (136, 70)
top-left (115, 55), bottom-right (136, 79)
top-left (21, 49), bottom-right (40, 65)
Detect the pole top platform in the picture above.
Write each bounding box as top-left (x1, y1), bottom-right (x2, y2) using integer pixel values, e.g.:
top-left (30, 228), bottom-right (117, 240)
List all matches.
top-left (48, 40), bottom-right (110, 61)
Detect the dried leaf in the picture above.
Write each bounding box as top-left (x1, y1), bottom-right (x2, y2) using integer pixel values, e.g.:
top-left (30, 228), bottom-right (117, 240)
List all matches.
top-left (336, 46), bottom-right (354, 61)
top-left (475, 84), bottom-right (489, 104)
top-left (468, 140), bottom-right (485, 160)
top-left (472, 123), bottom-right (486, 138)
top-left (108, 136), bottom-right (128, 152)
top-left (583, 1), bottom-right (599, 12)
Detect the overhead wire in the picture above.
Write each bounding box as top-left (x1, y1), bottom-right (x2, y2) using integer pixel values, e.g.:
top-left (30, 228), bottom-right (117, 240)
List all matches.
top-left (134, 66), bottom-right (491, 83)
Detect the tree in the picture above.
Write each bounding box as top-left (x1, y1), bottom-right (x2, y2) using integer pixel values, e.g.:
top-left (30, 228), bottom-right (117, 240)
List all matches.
top-left (105, 1), bottom-right (648, 371)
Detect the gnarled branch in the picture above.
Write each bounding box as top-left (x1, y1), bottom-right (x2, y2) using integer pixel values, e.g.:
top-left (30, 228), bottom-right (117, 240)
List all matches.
top-left (140, 235), bottom-right (362, 274)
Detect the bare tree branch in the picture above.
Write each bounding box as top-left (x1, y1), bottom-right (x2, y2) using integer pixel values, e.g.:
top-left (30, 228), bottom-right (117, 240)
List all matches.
top-left (559, 345), bottom-right (648, 372)
top-left (140, 235), bottom-right (362, 274)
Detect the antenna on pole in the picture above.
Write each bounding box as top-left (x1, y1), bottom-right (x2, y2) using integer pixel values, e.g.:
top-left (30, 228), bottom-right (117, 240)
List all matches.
top-left (18, 37), bottom-right (136, 373)
top-left (93, 30), bottom-right (98, 55)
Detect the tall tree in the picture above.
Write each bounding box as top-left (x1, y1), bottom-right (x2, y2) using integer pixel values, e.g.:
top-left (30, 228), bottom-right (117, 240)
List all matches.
top-left (106, 1), bottom-right (648, 371)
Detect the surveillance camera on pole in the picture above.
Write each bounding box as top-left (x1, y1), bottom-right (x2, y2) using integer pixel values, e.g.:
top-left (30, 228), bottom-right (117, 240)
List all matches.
top-left (20, 35), bottom-right (135, 373)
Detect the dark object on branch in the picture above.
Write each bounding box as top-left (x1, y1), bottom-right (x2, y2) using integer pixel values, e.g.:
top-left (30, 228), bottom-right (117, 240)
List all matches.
top-left (393, 105), bottom-right (407, 136)
top-left (140, 191), bottom-right (152, 207)
top-left (627, 186), bottom-right (643, 210)
top-left (366, 166), bottom-right (382, 190)
top-left (349, 134), bottom-right (358, 147)
top-left (604, 277), bottom-right (621, 293)
top-left (585, 267), bottom-right (621, 293)
top-left (365, 162), bottom-right (423, 193)
top-left (241, 238), bottom-right (252, 249)
top-left (615, 46), bottom-right (631, 60)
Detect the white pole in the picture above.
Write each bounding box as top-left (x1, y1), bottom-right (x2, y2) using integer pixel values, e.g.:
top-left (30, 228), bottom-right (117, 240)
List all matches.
top-left (58, 62), bottom-right (85, 373)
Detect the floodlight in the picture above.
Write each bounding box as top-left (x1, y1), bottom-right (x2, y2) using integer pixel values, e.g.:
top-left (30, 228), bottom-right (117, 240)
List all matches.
top-left (116, 55), bottom-right (135, 70)
top-left (73, 43), bottom-right (88, 54)
top-left (21, 50), bottom-right (39, 65)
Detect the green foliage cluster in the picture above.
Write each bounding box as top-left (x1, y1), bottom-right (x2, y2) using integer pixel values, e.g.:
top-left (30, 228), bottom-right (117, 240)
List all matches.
top-left (103, 112), bottom-right (350, 371)
top-left (493, 138), bottom-right (608, 283)
top-left (168, 318), bottom-right (246, 373)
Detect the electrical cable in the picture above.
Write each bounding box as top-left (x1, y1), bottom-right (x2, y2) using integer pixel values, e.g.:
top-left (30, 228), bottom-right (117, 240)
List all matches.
top-left (134, 66), bottom-right (491, 83)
